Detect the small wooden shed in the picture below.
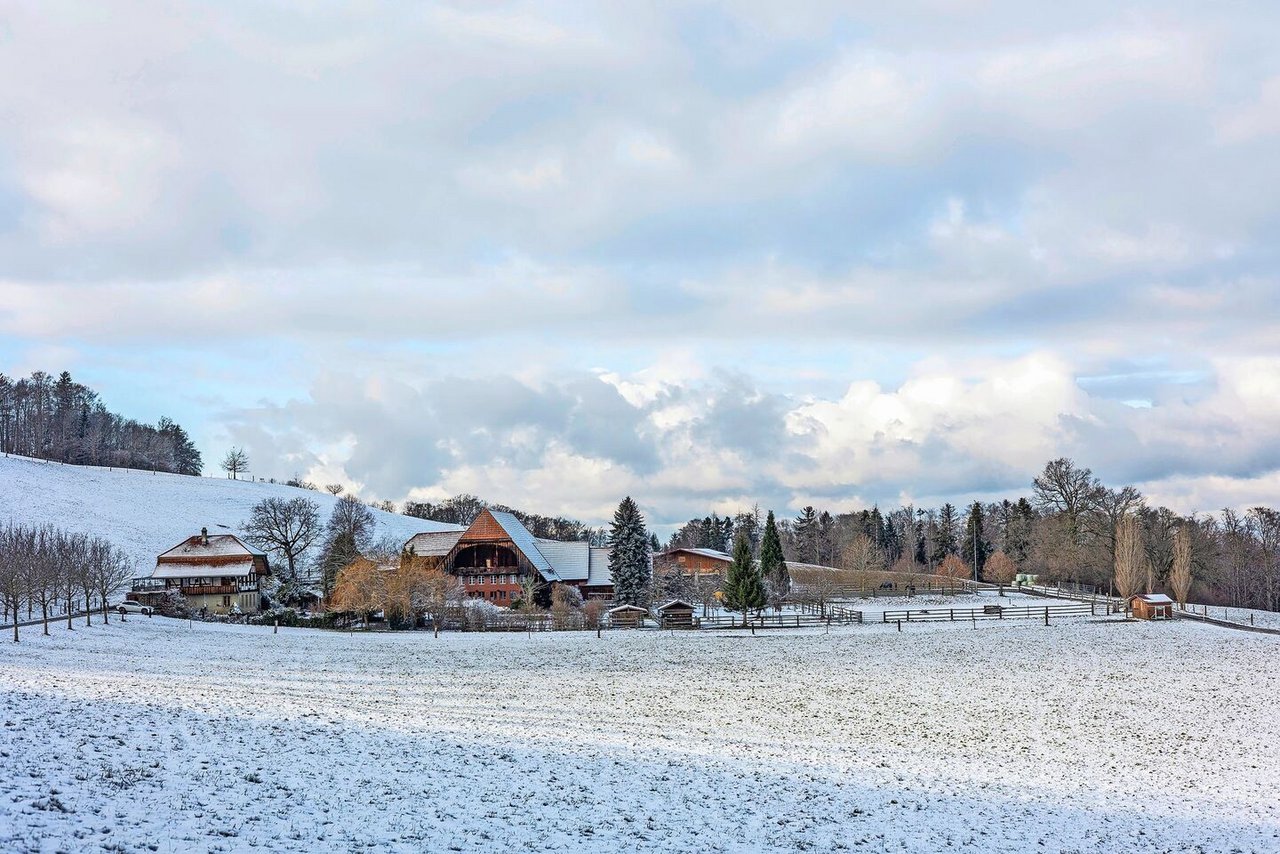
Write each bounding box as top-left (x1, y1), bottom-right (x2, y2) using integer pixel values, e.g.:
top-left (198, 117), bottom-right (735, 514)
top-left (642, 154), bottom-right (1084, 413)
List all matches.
top-left (657, 600), bottom-right (696, 629)
top-left (1129, 593), bottom-right (1175, 620)
top-left (608, 604), bottom-right (648, 629)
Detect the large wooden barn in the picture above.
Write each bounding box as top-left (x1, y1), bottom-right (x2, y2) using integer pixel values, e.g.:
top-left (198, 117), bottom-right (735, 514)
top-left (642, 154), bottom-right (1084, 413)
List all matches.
top-left (404, 509), bottom-right (613, 606)
top-left (137, 528), bottom-right (271, 615)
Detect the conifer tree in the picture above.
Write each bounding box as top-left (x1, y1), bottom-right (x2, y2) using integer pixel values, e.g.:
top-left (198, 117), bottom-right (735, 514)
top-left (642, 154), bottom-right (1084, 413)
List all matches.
top-left (721, 531), bottom-right (766, 626)
top-left (961, 501), bottom-right (989, 578)
top-left (759, 510), bottom-right (789, 609)
top-left (608, 496), bottom-right (651, 605)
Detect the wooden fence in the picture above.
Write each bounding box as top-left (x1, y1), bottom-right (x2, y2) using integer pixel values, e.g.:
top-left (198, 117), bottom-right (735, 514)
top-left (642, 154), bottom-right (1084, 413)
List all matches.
top-left (696, 608), bottom-right (863, 630)
top-left (881, 602), bottom-right (1099, 624)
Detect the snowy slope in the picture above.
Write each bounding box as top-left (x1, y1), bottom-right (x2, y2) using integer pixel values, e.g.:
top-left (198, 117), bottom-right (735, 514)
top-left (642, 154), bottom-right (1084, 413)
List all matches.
top-left (0, 454), bottom-right (461, 575)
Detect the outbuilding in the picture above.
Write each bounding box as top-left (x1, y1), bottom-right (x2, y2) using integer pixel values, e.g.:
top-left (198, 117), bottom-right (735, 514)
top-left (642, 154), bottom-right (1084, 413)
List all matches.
top-left (608, 604), bottom-right (648, 629)
top-left (657, 600), bottom-right (697, 629)
top-left (1129, 593), bottom-right (1175, 620)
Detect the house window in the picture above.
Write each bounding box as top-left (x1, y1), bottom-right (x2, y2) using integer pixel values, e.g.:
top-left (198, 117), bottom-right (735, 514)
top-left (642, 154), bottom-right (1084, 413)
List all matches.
top-left (222, 595), bottom-right (231, 607)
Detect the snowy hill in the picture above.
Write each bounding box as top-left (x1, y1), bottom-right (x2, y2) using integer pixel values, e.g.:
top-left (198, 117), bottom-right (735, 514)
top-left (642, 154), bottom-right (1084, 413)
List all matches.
top-left (0, 454), bottom-right (461, 576)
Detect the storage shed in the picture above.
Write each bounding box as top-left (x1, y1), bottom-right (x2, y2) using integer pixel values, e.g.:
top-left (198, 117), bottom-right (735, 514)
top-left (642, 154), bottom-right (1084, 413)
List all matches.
top-left (657, 600), bottom-right (696, 629)
top-left (1129, 593), bottom-right (1175, 620)
top-left (608, 604), bottom-right (648, 629)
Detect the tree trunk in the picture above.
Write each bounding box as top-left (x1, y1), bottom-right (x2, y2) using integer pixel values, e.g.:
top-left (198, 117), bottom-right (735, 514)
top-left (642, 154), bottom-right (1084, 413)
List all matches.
top-left (66, 593), bottom-right (74, 629)
top-left (41, 601), bottom-right (49, 636)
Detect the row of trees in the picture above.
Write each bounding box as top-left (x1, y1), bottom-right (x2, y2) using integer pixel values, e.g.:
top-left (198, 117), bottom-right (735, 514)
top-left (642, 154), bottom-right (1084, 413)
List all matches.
top-left (0, 371), bottom-right (202, 474)
top-left (403, 493), bottom-right (609, 544)
top-left (667, 458), bottom-right (1280, 612)
top-left (0, 524), bottom-right (134, 641)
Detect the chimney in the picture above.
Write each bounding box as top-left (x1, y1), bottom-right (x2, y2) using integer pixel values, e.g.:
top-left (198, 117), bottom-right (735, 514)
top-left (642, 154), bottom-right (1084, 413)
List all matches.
top-left (201, 527), bottom-right (209, 546)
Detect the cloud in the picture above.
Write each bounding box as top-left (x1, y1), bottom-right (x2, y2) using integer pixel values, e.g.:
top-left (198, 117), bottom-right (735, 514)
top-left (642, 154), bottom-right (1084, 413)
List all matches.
top-left (2, 2), bottom-right (1279, 526)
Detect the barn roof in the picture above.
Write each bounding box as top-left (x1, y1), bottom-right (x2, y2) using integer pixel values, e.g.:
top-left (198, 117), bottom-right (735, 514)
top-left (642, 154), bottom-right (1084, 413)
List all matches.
top-left (484, 510), bottom-right (560, 582)
top-left (657, 599), bottom-right (695, 611)
top-left (586, 547), bottom-right (613, 587)
top-left (533, 538), bottom-right (590, 581)
top-left (158, 533), bottom-right (259, 561)
top-left (1132, 593), bottom-right (1175, 604)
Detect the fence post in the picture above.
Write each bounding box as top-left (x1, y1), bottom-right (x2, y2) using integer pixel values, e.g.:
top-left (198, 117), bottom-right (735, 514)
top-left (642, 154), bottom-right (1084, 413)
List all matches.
top-left (896, 619), bottom-right (901, 632)
top-left (949, 609), bottom-right (954, 621)
top-left (1044, 607), bottom-right (1049, 626)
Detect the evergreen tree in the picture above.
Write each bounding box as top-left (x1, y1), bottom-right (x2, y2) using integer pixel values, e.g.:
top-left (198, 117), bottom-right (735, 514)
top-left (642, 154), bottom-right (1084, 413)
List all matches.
top-left (961, 501), bottom-right (989, 578)
top-left (721, 531), bottom-right (765, 625)
top-left (934, 503), bottom-right (959, 559)
top-left (607, 496), bottom-right (651, 606)
top-left (914, 511), bottom-right (928, 565)
top-left (759, 510), bottom-right (789, 609)
top-left (792, 506), bottom-right (818, 564)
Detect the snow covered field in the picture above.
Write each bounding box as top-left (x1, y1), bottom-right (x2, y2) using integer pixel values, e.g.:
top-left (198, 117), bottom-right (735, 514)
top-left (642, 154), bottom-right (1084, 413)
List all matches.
top-left (2, 617), bottom-right (1277, 853)
top-left (0, 454), bottom-right (459, 575)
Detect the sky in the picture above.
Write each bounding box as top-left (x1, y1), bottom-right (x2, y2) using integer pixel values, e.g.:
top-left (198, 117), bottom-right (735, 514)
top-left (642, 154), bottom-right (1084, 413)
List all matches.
top-left (2, 1), bottom-right (1279, 530)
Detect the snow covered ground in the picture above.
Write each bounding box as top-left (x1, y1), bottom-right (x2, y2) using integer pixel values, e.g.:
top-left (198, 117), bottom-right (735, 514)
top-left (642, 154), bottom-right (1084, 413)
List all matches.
top-left (0, 454), bottom-right (460, 576)
top-left (2, 616), bottom-right (1278, 852)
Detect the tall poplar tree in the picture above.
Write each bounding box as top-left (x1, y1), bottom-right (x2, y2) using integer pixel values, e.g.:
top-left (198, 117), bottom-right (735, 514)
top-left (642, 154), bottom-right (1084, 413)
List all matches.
top-left (759, 510), bottom-right (789, 609)
top-left (722, 531), bottom-right (766, 625)
top-left (608, 496), bottom-right (651, 605)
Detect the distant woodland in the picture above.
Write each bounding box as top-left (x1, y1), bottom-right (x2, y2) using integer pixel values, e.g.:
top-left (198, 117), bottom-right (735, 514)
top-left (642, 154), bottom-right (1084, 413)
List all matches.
top-left (0, 371), bottom-right (202, 475)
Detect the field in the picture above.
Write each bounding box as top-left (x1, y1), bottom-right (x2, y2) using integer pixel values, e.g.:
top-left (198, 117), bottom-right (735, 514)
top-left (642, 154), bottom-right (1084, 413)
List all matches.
top-left (1, 615), bottom-right (1278, 853)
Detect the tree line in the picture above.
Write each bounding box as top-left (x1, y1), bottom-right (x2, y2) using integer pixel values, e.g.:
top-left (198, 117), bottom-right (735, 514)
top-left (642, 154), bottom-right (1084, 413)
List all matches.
top-left (0, 523), bottom-right (135, 641)
top-left (0, 370), bottom-right (202, 475)
top-left (666, 457), bottom-right (1280, 612)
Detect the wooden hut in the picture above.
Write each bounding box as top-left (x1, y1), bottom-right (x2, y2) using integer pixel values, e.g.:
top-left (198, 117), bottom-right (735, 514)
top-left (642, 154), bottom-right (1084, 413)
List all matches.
top-left (657, 600), bottom-right (696, 629)
top-left (1129, 593), bottom-right (1175, 620)
top-left (608, 604), bottom-right (648, 629)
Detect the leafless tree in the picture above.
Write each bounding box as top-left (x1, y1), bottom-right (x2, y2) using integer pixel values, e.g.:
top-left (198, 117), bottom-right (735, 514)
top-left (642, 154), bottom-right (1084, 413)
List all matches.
top-left (91, 537), bottom-right (134, 623)
top-left (242, 496), bottom-right (322, 582)
top-left (1114, 514), bottom-right (1147, 606)
top-left (840, 533), bottom-right (884, 574)
top-left (1170, 525), bottom-right (1193, 609)
top-left (985, 550), bottom-right (1018, 585)
top-left (221, 446), bottom-right (250, 480)
top-left (324, 483), bottom-right (344, 496)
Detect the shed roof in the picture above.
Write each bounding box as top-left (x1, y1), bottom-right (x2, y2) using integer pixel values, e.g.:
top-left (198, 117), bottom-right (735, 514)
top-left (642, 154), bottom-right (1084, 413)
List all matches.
top-left (657, 599), bottom-right (696, 611)
top-left (609, 604), bottom-right (647, 613)
top-left (404, 530), bottom-right (466, 557)
top-left (1132, 593), bottom-right (1175, 604)
top-left (661, 547), bottom-right (731, 562)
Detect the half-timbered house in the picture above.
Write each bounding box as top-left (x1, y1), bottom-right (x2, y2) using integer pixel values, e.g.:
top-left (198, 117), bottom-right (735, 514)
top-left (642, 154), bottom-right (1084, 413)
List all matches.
top-left (138, 528), bottom-right (271, 615)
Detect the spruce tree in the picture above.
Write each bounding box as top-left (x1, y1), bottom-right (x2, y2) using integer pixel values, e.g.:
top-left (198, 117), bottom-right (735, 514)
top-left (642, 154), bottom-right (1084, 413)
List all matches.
top-left (961, 501), bottom-right (989, 577)
top-left (793, 506), bottom-right (818, 563)
top-left (608, 496), bottom-right (651, 605)
top-left (759, 510), bottom-right (789, 610)
top-left (721, 531), bottom-right (765, 625)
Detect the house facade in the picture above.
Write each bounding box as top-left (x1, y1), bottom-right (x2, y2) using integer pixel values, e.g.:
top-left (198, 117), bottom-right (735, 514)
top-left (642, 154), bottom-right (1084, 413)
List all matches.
top-left (404, 509), bottom-right (613, 605)
top-left (138, 528), bottom-right (271, 615)
top-left (653, 547), bottom-right (731, 579)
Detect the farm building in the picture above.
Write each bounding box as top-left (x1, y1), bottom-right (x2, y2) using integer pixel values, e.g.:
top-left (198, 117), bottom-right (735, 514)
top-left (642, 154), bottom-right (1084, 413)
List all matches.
top-left (657, 600), bottom-right (697, 629)
top-left (403, 509), bottom-right (613, 606)
top-left (135, 528), bottom-right (271, 615)
top-left (1129, 593), bottom-right (1175, 620)
top-left (608, 604), bottom-right (648, 628)
top-left (653, 547), bottom-right (730, 579)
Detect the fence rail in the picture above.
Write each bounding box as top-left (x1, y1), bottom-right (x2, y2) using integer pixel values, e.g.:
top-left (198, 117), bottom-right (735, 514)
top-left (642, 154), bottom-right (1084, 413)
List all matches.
top-left (881, 603), bottom-right (1098, 624)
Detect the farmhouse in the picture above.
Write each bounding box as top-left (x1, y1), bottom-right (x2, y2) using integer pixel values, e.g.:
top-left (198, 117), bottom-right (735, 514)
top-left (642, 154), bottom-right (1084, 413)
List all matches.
top-left (653, 547), bottom-right (730, 578)
top-left (137, 528), bottom-right (271, 615)
top-left (1129, 592), bottom-right (1175, 620)
top-left (404, 509), bottom-right (613, 606)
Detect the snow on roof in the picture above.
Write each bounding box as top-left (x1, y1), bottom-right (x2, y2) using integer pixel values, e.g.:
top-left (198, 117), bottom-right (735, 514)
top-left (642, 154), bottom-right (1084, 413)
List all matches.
top-left (586, 547), bottom-right (612, 587)
top-left (151, 563), bottom-right (256, 579)
top-left (657, 599), bottom-right (695, 610)
top-left (1133, 593), bottom-right (1175, 604)
top-left (662, 547), bottom-right (731, 562)
top-left (158, 533), bottom-right (258, 561)
top-left (534, 538), bottom-right (590, 581)
top-left (609, 604), bottom-right (647, 613)
top-left (404, 530), bottom-right (465, 557)
top-left (486, 510), bottom-right (560, 582)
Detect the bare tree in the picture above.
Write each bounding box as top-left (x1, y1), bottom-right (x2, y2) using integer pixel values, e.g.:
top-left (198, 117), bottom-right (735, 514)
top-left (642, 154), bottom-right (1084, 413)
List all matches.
top-left (1114, 514), bottom-right (1147, 606)
top-left (841, 533), bottom-right (885, 574)
top-left (324, 483), bottom-right (344, 496)
top-left (221, 446), bottom-right (250, 480)
top-left (985, 550), bottom-right (1018, 585)
top-left (1169, 525), bottom-right (1193, 609)
top-left (0, 524), bottom-right (27, 641)
top-left (91, 537), bottom-right (134, 623)
top-left (242, 496), bottom-right (322, 582)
